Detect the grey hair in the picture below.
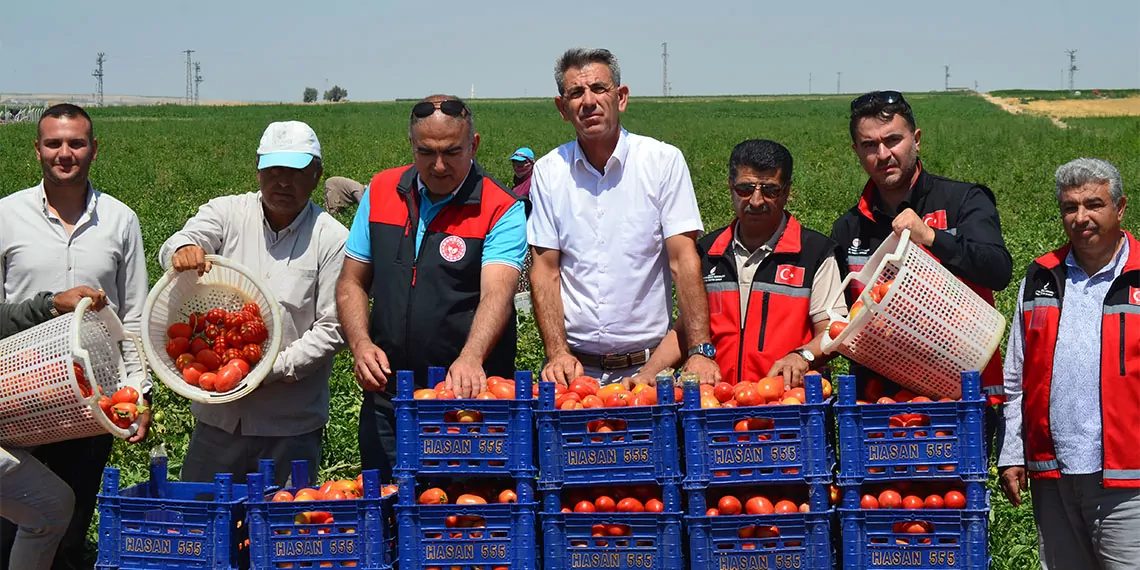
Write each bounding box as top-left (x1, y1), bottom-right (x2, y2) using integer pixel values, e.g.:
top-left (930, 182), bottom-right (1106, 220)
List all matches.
top-left (554, 48), bottom-right (621, 96)
top-left (408, 94), bottom-right (475, 145)
top-left (1055, 157), bottom-right (1124, 206)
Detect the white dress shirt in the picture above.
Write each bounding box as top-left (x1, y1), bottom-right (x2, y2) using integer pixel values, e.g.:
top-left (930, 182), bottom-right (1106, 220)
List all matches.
top-left (528, 129), bottom-right (704, 355)
top-left (0, 182), bottom-right (150, 391)
top-left (159, 192), bottom-right (348, 437)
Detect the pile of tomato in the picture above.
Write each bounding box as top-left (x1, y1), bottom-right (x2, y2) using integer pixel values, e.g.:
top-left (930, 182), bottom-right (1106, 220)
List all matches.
top-left (96, 386), bottom-right (144, 429)
top-left (698, 376), bottom-right (832, 409)
top-left (268, 474), bottom-right (398, 530)
top-left (550, 376), bottom-right (674, 409)
top-left (164, 303), bottom-right (268, 393)
top-left (827, 278), bottom-right (896, 339)
top-left (412, 375), bottom-right (520, 400)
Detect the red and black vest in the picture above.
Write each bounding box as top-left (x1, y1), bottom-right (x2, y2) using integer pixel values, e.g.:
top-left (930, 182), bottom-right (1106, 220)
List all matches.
top-left (1020, 231), bottom-right (1140, 487)
top-left (699, 215), bottom-right (835, 385)
top-left (366, 163), bottom-right (519, 389)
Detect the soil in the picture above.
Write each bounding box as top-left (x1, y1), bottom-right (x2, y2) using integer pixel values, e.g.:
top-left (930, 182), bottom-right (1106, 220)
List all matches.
top-left (981, 93), bottom-right (1140, 127)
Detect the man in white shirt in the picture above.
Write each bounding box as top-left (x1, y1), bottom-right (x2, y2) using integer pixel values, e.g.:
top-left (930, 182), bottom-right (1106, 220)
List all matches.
top-left (528, 48), bottom-right (719, 386)
top-left (159, 121), bottom-right (348, 486)
top-left (0, 104), bottom-right (150, 570)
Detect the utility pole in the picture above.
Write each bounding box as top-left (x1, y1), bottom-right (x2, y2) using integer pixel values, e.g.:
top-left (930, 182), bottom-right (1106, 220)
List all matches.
top-left (974, 80), bottom-right (979, 92)
top-left (836, 72), bottom-right (842, 94)
top-left (182, 49), bottom-right (194, 104)
top-left (661, 42), bottom-right (670, 97)
top-left (1065, 49), bottom-right (1078, 91)
top-left (92, 53), bottom-right (105, 108)
top-left (808, 72), bottom-right (812, 95)
top-left (944, 65), bottom-right (950, 91)
top-left (193, 62), bottom-right (203, 105)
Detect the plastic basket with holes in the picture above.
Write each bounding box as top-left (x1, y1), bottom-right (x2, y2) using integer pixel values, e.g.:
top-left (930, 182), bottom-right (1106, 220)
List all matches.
top-left (142, 255), bottom-right (283, 404)
top-left (821, 230), bottom-right (1006, 400)
top-left (0, 297), bottom-right (145, 447)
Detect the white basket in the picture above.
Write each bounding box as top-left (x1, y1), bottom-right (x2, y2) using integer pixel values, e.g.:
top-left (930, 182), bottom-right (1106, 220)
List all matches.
top-left (142, 255), bottom-right (283, 404)
top-left (0, 297), bottom-right (144, 447)
top-left (820, 230), bottom-right (1006, 400)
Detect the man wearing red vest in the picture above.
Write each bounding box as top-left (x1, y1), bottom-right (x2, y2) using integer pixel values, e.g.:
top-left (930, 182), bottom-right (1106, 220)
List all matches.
top-left (336, 96), bottom-right (527, 480)
top-left (998, 158), bottom-right (1140, 569)
top-left (639, 139), bottom-right (847, 386)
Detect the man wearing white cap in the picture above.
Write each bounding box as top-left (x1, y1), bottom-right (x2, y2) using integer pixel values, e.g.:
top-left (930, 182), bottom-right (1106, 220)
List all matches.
top-left (158, 120), bottom-right (349, 486)
top-left (510, 147), bottom-right (536, 198)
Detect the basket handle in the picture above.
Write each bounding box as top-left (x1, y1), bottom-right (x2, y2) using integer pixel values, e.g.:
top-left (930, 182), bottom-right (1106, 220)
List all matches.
top-left (820, 229), bottom-right (912, 354)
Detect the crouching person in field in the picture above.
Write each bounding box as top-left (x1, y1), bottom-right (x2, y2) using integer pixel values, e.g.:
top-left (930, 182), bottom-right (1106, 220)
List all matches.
top-left (158, 121), bottom-right (348, 486)
top-left (998, 158), bottom-right (1140, 570)
top-left (637, 140), bottom-right (846, 387)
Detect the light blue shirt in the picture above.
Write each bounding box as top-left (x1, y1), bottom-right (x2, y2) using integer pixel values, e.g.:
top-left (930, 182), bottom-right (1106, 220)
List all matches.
top-left (345, 176), bottom-right (527, 270)
top-left (999, 236), bottom-right (1129, 474)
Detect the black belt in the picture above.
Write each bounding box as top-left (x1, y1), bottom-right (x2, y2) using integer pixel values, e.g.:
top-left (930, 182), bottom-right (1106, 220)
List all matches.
top-left (572, 349), bottom-right (650, 371)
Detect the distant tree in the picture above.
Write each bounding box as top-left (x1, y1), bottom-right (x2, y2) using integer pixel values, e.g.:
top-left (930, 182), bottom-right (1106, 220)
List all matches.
top-left (303, 87), bottom-right (318, 103)
top-left (323, 85), bottom-right (348, 102)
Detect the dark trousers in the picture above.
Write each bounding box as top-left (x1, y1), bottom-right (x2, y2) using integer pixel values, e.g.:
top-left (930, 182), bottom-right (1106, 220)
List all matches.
top-left (0, 434), bottom-right (113, 570)
top-left (180, 422), bottom-right (323, 488)
top-left (359, 392), bottom-right (397, 483)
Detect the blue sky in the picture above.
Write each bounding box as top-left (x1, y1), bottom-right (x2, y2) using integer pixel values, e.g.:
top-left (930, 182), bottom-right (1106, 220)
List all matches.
top-left (2, 0), bottom-right (1137, 102)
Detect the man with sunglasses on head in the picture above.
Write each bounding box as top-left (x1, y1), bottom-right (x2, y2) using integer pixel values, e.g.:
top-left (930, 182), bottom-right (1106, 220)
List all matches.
top-left (528, 47), bottom-right (719, 387)
top-left (831, 91), bottom-right (1012, 433)
top-left (638, 140), bottom-right (847, 387)
top-left (337, 95), bottom-right (527, 481)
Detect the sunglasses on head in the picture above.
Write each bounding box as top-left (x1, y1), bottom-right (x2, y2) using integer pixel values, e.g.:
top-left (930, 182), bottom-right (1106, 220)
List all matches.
top-left (731, 182), bottom-right (785, 199)
top-left (411, 100), bottom-right (469, 119)
top-left (850, 90), bottom-right (909, 111)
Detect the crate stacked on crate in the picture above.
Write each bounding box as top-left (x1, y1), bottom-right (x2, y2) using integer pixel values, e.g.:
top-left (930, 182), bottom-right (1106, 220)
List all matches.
top-left (836, 371), bottom-right (990, 569)
top-left (245, 460), bottom-right (398, 570)
top-left (394, 367), bottom-right (538, 570)
top-left (681, 372), bottom-right (836, 570)
top-left (97, 457), bottom-right (266, 569)
top-left (537, 374), bottom-right (684, 570)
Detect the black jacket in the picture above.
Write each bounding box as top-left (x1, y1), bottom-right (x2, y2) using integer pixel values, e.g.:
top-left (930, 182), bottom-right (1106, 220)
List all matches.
top-left (0, 292), bottom-right (55, 339)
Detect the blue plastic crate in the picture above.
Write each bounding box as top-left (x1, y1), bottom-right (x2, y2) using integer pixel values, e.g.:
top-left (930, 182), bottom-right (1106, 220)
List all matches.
top-left (838, 483), bottom-right (990, 569)
top-left (396, 477), bottom-right (537, 570)
top-left (681, 373), bottom-right (833, 487)
top-left (245, 460), bottom-right (395, 570)
top-left (537, 376), bottom-right (680, 488)
top-left (97, 458), bottom-right (256, 570)
top-left (394, 368), bottom-right (536, 478)
top-left (836, 371), bottom-right (985, 485)
top-left (541, 484), bottom-right (683, 570)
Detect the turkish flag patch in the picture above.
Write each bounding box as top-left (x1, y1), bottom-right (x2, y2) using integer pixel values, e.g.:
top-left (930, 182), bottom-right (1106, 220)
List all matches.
top-left (1130, 287), bottom-right (1140, 305)
top-left (775, 264), bottom-right (805, 287)
top-left (922, 210), bottom-right (948, 230)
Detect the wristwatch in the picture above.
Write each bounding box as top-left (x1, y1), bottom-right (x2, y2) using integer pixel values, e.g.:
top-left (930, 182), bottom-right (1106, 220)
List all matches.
top-left (793, 348), bottom-right (815, 364)
top-left (687, 343), bottom-right (716, 359)
top-left (49, 294), bottom-right (61, 317)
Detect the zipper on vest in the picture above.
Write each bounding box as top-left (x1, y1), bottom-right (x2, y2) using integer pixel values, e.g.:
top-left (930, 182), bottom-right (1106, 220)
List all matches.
top-left (736, 305), bottom-right (746, 383)
top-left (756, 293), bottom-right (770, 351)
top-left (1120, 313), bottom-right (1126, 376)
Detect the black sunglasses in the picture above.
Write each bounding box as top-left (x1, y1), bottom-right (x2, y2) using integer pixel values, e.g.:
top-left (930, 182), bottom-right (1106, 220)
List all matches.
top-left (411, 100), bottom-right (469, 119)
top-left (731, 182), bottom-right (785, 199)
top-left (850, 90), bottom-right (909, 111)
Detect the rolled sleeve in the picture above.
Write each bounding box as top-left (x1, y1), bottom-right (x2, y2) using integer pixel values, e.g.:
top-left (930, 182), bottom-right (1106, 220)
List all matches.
top-left (482, 201), bottom-right (527, 269)
top-left (658, 148), bottom-right (704, 239)
top-left (526, 165), bottom-right (561, 250)
top-left (996, 279), bottom-right (1027, 468)
top-left (808, 255), bottom-right (848, 323)
top-left (345, 186), bottom-right (373, 263)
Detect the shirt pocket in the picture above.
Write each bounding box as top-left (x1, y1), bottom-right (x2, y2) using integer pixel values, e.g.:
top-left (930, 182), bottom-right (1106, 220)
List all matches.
top-left (274, 268), bottom-right (318, 343)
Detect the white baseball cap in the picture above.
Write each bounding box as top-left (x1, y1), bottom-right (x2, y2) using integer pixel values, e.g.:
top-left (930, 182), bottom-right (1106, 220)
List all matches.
top-left (256, 121), bottom-right (321, 170)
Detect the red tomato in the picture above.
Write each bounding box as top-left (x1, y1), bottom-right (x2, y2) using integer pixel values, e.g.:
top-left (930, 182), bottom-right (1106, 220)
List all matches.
top-left (225, 328), bottom-right (244, 348)
top-left (205, 308), bottom-right (226, 325)
top-left (745, 496), bottom-right (774, 515)
top-left (573, 500), bottom-right (596, 513)
top-left (716, 495), bottom-right (742, 516)
top-left (241, 320), bottom-right (268, 344)
top-left (224, 311), bottom-right (248, 329)
top-left (224, 348), bottom-right (244, 363)
top-left (489, 383), bottom-right (515, 399)
top-left (878, 490), bottom-right (902, 509)
top-left (242, 344), bottom-right (263, 365)
top-left (166, 337), bottom-right (191, 359)
top-left (215, 364), bottom-right (244, 393)
top-left (713, 382), bottom-right (735, 403)
top-left (98, 395), bottom-right (113, 417)
top-left (903, 521), bottom-right (930, 534)
top-left (196, 349), bottom-right (222, 371)
top-left (187, 312), bottom-right (207, 333)
top-left (943, 491), bottom-right (966, 509)
top-left (189, 337), bottom-right (210, 355)
top-left (705, 508), bottom-right (720, 517)
top-left (616, 498), bottom-right (645, 513)
top-left (828, 320), bottom-right (848, 339)
top-left (924, 494), bottom-right (945, 509)
top-left (594, 496), bottom-right (616, 512)
top-left (204, 324), bottom-right (221, 341)
top-left (860, 494), bottom-right (880, 509)
top-left (167, 322), bottom-right (193, 339)
top-left (241, 303), bottom-right (261, 317)
top-left (110, 402), bottom-right (138, 428)
top-left (175, 353), bottom-right (195, 372)
top-left (644, 498), bottom-right (664, 513)
top-left (199, 372), bottom-right (218, 391)
top-left (773, 500), bottom-right (798, 514)
top-left (605, 524), bottom-right (628, 537)
top-left (112, 387), bottom-right (139, 405)
top-left (183, 364), bottom-right (206, 386)
top-left (902, 495), bottom-right (924, 510)
top-left (271, 491), bottom-right (294, 502)
top-left (568, 378), bottom-right (597, 399)
top-left (227, 358), bottom-right (251, 377)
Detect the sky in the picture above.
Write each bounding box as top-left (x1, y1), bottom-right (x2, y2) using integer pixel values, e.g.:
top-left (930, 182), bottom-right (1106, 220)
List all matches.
top-left (2, 0), bottom-right (1137, 102)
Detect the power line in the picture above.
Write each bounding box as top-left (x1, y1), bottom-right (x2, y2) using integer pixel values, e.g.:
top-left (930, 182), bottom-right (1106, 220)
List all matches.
top-left (661, 42), bottom-right (670, 97)
top-left (808, 72), bottom-right (812, 95)
top-left (944, 65), bottom-right (950, 91)
top-left (92, 53), bottom-right (106, 108)
top-left (1065, 49), bottom-right (1078, 91)
top-left (193, 62), bottom-right (203, 105)
top-left (182, 49), bottom-right (194, 104)
top-left (836, 72), bottom-right (842, 94)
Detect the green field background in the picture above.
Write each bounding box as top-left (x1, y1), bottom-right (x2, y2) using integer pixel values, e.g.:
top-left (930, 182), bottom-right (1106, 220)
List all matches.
top-left (1, 93), bottom-right (1137, 568)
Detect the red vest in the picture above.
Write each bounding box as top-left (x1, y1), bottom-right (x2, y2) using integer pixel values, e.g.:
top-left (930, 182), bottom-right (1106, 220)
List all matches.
top-left (698, 216), bottom-right (834, 385)
top-left (1021, 231), bottom-right (1140, 487)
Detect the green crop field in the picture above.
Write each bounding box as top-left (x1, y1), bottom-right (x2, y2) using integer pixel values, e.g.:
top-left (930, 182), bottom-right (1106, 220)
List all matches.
top-left (1, 92), bottom-right (1137, 568)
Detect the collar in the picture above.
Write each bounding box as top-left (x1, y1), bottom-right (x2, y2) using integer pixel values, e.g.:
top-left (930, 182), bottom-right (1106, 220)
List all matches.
top-left (258, 192), bottom-right (314, 235)
top-left (398, 161), bottom-right (484, 206)
top-left (573, 128), bottom-right (629, 175)
top-left (857, 160), bottom-right (927, 222)
top-left (1064, 232), bottom-right (1131, 280)
top-left (732, 213), bottom-right (788, 257)
top-left (38, 179), bottom-right (98, 219)
top-left (709, 212), bottom-right (804, 257)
